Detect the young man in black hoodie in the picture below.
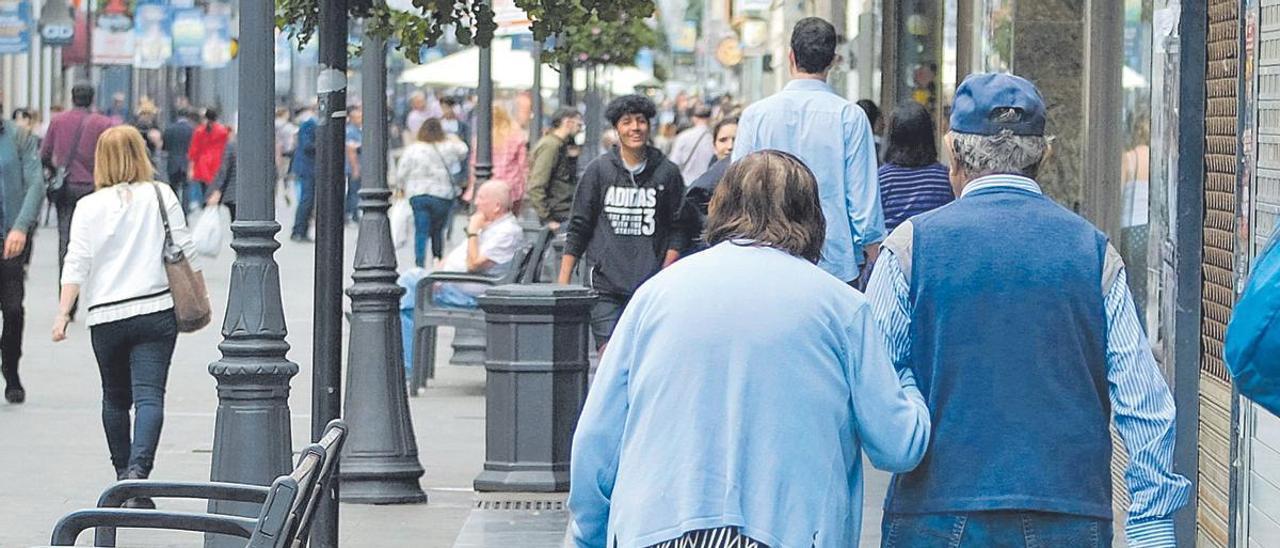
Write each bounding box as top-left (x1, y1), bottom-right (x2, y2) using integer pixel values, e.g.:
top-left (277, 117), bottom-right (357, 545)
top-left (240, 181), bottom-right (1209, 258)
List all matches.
top-left (559, 95), bottom-right (691, 350)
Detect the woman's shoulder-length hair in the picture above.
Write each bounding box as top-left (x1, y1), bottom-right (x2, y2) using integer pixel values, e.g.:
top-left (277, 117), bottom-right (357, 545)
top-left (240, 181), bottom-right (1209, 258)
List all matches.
top-left (703, 150), bottom-right (825, 264)
top-left (94, 125), bottom-right (155, 189)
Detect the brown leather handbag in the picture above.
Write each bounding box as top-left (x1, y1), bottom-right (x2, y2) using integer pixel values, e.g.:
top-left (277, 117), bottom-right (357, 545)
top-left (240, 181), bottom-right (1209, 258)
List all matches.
top-left (150, 183), bottom-right (212, 332)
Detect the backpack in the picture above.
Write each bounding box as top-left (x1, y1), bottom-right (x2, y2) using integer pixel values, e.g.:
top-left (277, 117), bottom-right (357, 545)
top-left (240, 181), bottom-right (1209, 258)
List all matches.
top-left (1226, 229), bottom-right (1280, 415)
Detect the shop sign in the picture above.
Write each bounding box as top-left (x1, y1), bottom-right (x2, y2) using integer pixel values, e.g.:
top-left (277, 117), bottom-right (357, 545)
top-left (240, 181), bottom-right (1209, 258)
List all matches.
top-left (38, 0), bottom-right (73, 47)
top-left (170, 7), bottom-right (204, 67)
top-left (0, 0), bottom-right (31, 54)
top-left (91, 0), bottom-right (134, 65)
top-left (134, 1), bottom-right (170, 69)
top-left (201, 8), bottom-right (232, 68)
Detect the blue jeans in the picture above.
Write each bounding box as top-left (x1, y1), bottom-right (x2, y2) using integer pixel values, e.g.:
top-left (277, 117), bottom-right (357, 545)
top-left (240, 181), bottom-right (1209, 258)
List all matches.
top-left (409, 194), bottom-right (453, 267)
top-left (433, 283), bottom-right (479, 309)
top-left (882, 511), bottom-right (1112, 548)
top-left (346, 176), bottom-right (361, 221)
top-left (89, 309), bottom-right (178, 476)
top-left (187, 179), bottom-right (207, 211)
top-left (292, 174), bottom-right (316, 238)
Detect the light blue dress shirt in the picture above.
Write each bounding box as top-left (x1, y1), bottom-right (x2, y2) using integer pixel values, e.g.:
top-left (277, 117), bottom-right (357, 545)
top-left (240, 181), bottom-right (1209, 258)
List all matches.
top-left (866, 174), bottom-right (1191, 548)
top-left (569, 242), bottom-right (931, 548)
top-left (732, 79), bottom-right (885, 281)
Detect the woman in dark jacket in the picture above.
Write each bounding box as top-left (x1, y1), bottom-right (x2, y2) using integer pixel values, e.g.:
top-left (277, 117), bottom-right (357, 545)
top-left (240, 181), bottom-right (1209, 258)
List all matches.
top-left (877, 102), bottom-right (955, 232)
top-left (682, 116), bottom-right (737, 254)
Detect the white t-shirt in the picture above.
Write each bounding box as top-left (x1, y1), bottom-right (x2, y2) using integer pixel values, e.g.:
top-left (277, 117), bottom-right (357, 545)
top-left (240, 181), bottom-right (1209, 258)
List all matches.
top-left (441, 214), bottom-right (524, 295)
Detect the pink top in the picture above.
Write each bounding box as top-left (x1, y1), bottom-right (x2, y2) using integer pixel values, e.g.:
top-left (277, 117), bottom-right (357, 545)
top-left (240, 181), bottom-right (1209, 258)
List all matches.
top-left (491, 132), bottom-right (528, 201)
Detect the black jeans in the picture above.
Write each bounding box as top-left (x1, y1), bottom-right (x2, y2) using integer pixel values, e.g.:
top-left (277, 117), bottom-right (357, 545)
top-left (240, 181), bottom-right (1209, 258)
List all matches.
top-left (167, 171), bottom-right (189, 216)
top-left (0, 242), bottom-right (30, 390)
top-left (89, 309), bottom-right (178, 475)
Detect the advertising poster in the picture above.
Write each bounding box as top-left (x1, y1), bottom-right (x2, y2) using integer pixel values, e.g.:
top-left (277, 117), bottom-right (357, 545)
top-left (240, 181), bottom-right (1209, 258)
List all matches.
top-left (133, 1), bottom-right (170, 69)
top-left (201, 6), bottom-right (231, 68)
top-left (169, 7), bottom-right (204, 67)
top-left (92, 0), bottom-right (134, 65)
top-left (0, 0), bottom-right (31, 55)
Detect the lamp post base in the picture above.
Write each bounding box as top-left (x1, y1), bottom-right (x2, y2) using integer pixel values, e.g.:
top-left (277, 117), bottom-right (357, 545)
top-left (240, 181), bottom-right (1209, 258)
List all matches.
top-left (474, 467), bottom-right (571, 493)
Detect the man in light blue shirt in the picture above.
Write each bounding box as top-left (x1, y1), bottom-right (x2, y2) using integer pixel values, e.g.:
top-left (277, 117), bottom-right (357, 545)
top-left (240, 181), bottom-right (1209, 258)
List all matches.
top-left (732, 17), bottom-right (884, 284)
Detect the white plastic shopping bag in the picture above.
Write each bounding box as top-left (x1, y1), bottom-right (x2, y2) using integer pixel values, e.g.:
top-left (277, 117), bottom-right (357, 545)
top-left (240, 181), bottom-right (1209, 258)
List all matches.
top-left (390, 199), bottom-right (413, 249)
top-left (193, 206), bottom-right (226, 258)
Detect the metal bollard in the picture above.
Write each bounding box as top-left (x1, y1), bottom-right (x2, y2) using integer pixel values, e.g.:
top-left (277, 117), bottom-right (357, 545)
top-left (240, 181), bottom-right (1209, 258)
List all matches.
top-left (474, 284), bottom-right (596, 492)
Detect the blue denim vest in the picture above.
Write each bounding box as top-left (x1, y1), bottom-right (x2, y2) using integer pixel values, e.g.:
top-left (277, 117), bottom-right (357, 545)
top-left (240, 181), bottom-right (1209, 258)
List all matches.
top-left (887, 187), bottom-right (1113, 519)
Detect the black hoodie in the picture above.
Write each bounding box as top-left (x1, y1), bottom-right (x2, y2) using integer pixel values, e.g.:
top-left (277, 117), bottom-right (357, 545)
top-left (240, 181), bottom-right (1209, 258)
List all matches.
top-left (564, 145), bottom-right (691, 296)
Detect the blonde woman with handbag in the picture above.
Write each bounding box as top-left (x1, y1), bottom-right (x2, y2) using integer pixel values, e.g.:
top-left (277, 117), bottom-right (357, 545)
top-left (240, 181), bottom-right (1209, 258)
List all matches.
top-left (52, 126), bottom-right (207, 508)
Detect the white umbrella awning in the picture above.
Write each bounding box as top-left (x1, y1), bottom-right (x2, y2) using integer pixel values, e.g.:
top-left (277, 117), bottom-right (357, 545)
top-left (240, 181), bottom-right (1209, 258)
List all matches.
top-left (398, 38), bottom-right (655, 95)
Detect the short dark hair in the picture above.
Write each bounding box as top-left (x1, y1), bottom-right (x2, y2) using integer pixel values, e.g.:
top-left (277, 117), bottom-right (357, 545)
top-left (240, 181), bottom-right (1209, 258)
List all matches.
top-left (441, 96), bottom-right (459, 107)
top-left (71, 84), bottom-right (95, 108)
top-left (605, 94), bottom-right (656, 127)
top-left (856, 99), bottom-right (881, 128)
top-left (790, 18), bottom-right (838, 74)
top-left (705, 150), bottom-right (826, 264)
top-left (713, 116), bottom-right (738, 141)
top-left (551, 107), bottom-right (581, 129)
top-left (883, 101), bottom-right (938, 168)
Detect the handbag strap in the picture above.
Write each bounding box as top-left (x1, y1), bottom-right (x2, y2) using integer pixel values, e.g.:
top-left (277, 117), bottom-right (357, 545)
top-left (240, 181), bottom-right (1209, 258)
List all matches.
top-left (62, 112), bottom-right (91, 172)
top-left (149, 183), bottom-right (178, 253)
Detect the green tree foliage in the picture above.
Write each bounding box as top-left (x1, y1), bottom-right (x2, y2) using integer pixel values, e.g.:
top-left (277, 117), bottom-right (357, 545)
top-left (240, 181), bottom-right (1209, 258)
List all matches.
top-left (276, 0), bottom-right (657, 66)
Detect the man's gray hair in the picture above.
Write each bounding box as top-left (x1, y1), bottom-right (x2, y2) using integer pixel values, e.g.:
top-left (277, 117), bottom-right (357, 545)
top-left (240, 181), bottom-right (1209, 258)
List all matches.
top-left (948, 129), bottom-right (1052, 179)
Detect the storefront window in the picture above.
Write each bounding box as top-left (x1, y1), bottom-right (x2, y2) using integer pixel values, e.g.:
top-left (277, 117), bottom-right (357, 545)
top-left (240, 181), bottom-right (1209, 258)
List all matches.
top-left (894, 0), bottom-right (941, 114)
top-left (976, 0), bottom-right (1014, 73)
top-left (1119, 0), bottom-right (1154, 321)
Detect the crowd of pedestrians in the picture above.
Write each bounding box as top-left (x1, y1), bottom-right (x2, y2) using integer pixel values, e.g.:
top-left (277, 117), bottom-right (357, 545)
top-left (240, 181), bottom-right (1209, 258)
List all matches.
top-left (560, 17), bottom-right (1191, 548)
top-left (8, 11), bottom-right (1280, 548)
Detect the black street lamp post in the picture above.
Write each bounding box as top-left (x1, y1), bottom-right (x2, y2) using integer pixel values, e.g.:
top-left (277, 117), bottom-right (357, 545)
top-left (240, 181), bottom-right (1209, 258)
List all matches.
top-left (338, 13), bottom-right (428, 505)
top-left (206, 0), bottom-right (297, 545)
top-left (476, 29), bottom-right (495, 184)
top-left (311, 0), bottom-right (349, 545)
top-left (531, 40), bottom-right (544, 142)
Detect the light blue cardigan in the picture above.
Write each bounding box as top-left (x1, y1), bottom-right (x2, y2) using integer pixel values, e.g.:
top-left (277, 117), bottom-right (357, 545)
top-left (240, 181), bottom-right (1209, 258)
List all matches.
top-left (568, 243), bottom-right (931, 548)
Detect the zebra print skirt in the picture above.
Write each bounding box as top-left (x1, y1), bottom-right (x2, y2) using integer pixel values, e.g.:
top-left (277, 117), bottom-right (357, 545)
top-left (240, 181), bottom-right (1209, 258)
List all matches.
top-left (648, 527), bottom-right (767, 548)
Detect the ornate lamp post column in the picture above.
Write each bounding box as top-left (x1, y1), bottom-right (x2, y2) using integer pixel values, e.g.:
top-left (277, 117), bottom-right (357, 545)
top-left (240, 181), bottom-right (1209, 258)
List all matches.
top-left (476, 23), bottom-right (494, 183)
top-left (338, 13), bottom-right (428, 505)
top-left (207, 0), bottom-right (297, 544)
top-left (530, 40), bottom-right (544, 142)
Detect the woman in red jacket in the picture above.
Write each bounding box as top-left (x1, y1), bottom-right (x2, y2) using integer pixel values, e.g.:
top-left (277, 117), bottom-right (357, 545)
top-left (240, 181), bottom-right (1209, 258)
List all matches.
top-left (187, 108), bottom-right (229, 209)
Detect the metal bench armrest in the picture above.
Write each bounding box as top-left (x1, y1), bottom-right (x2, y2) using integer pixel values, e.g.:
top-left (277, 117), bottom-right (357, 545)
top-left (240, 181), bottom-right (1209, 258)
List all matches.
top-left (423, 271), bottom-right (502, 285)
top-left (49, 509), bottom-right (257, 545)
top-left (97, 481), bottom-right (271, 508)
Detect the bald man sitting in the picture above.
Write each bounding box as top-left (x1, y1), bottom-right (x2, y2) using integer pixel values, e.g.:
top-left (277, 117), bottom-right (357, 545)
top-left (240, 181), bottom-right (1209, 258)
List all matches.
top-left (433, 180), bottom-right (526, 308)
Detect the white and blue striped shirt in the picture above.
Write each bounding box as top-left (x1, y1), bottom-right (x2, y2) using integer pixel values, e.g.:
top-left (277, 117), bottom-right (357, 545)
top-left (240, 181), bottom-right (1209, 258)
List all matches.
top-left (866, 174), bottom-right (1191, 548)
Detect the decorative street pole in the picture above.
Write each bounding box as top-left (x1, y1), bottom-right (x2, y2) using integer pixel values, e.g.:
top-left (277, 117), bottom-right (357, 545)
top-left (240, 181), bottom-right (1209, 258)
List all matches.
top-left (530, 40), bottom-right (544, 143)
top-left (559, 60), bottom-right (575, 107)
top-left (207, 0), bottom-right (297, 544)
top-left (311, 0), bottom-right (348, 545)
top-left (339, 13), bottom-right (428, 505)
top-left (475, 25), bottom-right (495, 184)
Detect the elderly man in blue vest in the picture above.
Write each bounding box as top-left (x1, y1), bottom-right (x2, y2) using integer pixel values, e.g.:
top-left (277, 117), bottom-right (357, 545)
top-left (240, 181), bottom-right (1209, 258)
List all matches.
top-left (866, 73), bottom-right (1190, 547)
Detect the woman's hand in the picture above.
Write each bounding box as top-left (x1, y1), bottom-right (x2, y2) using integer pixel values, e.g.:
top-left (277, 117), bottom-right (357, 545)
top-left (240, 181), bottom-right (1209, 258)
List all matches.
top-left (52, 314), bottom-right (70, 342)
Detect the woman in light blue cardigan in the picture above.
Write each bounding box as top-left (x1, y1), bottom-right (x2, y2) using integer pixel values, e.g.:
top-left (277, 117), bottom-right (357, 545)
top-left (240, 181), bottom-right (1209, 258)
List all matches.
top-left (568, 150), bottom-right (932, 548)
